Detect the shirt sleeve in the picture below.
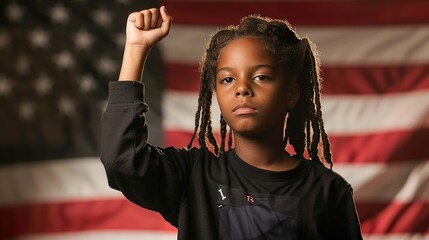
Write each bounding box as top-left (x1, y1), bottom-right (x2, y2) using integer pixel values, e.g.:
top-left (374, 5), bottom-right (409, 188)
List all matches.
top-left (100, 81), bottom-right (196, 227)
top-left (331, 185), bottom-right (363, 240)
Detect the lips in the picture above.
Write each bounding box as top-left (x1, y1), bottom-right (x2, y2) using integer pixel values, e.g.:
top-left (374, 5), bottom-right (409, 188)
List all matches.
top-left (233, 103), bottom-right (257, 115)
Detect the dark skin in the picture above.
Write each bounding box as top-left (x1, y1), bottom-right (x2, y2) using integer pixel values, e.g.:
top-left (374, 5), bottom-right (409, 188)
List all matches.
top-left (215, 37), bottom-right (300, 171)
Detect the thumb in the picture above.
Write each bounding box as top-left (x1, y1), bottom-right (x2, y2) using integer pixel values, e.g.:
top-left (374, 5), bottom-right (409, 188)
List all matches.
top-left (159, 5), bottom-right (172, 35)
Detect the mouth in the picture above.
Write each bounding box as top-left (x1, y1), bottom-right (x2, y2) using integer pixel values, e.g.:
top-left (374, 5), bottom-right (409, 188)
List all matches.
top-left (232, 103), bottom-right (257, 115)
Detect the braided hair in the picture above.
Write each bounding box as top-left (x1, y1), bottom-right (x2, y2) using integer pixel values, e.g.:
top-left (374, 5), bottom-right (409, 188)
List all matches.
top-left (187, 15), bottom-right (333, 168)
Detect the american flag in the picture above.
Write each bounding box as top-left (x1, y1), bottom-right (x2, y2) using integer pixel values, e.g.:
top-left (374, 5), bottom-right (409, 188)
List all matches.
top-left (1, 0), bottom-right (428, 239)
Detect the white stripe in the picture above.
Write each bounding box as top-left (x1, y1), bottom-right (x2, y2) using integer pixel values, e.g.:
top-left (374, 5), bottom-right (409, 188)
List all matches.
top-left (363, 234), bottom-right (429, 240)
top-left (322, 90), bottom-right (429, 134)
top-left (17, 232), bottom-right (429, 240)
top-left (1, 157), bottom-right (428, 205)
top-left (334, 160), bottom-right (429, 202)
top-left (160, 24), bottom-right (429, 65)
top-left (0, 157), bottom-right (120, 206)
top-left (163, 89), bottom-right (429, 135)
top-left (13, 231), bottom-right (177, 240)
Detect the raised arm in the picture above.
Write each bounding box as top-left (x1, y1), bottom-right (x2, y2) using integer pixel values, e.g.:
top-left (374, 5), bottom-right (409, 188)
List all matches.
top-left (118, 6), bottom-right (172, 81)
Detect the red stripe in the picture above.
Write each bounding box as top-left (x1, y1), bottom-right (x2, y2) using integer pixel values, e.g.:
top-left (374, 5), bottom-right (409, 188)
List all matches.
top-left (165, 128), bottom-right (429, 163)
top-left (165, 63), bottom-right (429, 94)
top-left (0, 199), bottom-right (176, 238)
top-left (162, 0), bottom-right (429, 26)
top-left (321, 65), bottom-right (429, 95)
top-left (1, 198), bottom-right (428, 236)
top-left (329, 128), bottom-right (429, 163)
top-left (357, 200), bottom-right (429, 234)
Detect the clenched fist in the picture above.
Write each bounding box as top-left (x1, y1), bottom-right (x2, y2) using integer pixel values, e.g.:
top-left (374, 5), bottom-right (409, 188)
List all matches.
top-left (126, 6), bottom-right (172, 49)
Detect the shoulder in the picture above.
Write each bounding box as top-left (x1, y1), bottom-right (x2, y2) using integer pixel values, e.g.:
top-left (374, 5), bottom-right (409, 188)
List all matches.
top-left (306, 160), bottom-right (353, 198)
top-left (161, 145), bottom-right (223, 168)
top-left (310, 160), bottom-right (349, 184)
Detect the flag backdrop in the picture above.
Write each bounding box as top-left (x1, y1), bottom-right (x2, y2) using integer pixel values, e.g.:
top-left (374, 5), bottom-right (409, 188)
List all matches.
top-left (1, 0), bottom-right (428, 239)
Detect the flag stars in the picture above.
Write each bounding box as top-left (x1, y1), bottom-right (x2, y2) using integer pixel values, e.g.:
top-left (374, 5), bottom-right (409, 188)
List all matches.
top-left (116, 0), bottom-right (131, 4)
top-left (93, 8), bottom-right (112, 27)
top-left (115, 33), bottom-right (125, 49)
top-left (0, 32), bottom-right (10, 49)
top-left (74, 30), bottom-right (94, 50)
top-left (0, 76), bottom-right (13, 97)
top-left (34, 75), bottom-right (53, 95)
top-left (6, 3), bottom-right (24, 22)
top-left (79, 75), bottom-right (96, 92)
top-left (58, 96), bottom-right (76, 117)
top-left (17, 55), bottom-right (30, 74)
top-left (50, 4), bottom-right (69, 24)
top-left (55, 51), bottom-right (75, 70)
top-left (18, 101), bottom-right (36, 121)
top-left (97, 56), bottom-right (116, 75)
top-left (30, 29), bottom-right (50, 48)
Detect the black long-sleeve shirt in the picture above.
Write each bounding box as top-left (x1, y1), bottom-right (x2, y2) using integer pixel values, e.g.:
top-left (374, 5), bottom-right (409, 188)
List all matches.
top-left (100, 81), bottom-right (363, 240)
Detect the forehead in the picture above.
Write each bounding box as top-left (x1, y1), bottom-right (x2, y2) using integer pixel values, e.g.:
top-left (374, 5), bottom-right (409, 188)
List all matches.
top-left (217, 37), bottom-right (276, 66)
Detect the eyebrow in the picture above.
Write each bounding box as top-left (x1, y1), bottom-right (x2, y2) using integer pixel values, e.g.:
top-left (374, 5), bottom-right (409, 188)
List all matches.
top-left (216, 64), bottom-right (277, 74)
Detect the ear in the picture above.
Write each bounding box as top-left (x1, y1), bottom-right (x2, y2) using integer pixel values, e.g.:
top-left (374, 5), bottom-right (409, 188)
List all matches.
top-left (286, 82), bottom-right (300, 110)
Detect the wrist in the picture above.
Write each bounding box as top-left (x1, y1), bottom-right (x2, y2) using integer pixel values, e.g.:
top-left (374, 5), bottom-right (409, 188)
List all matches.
top-left (118, 44), bottom-right (150, 81)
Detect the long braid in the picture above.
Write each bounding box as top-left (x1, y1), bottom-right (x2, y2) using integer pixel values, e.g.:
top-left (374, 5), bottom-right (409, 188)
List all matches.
top-left (283, 36), bottom-right (333, 167)
top-left (228, 126), bottom-right (233, 150)
top-left (306, 39), bottom-right (333, 166)
top-left (302, 38), bottom-right (333, 166)
top-left (219, 115), bottom-right (227, 153)
top-left (187, 72), bottom-right (206, 149)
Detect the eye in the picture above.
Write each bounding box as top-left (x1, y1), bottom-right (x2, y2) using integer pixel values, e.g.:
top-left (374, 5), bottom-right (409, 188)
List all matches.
top-left (220, 77), bottom-right (234, 84)
top-left (254, 75), bottom-right (271, 81)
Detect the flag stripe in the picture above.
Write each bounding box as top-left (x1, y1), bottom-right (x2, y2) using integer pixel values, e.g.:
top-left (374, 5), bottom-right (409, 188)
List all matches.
top-left (164, 129), bottom-right (429, 164)
top-left (162, 0), bottom-right (429, 26)
top-left (0, 157), bottom-right (118, 206)
top-left (162, 90), bottom-right (429, 135)
top-left (11, 233), bottom-right (429, 240)
top-left (358, 201), bottom-right (429, 234)
top-left (161, 24), bottom-right (429, 65)
top-left (365, 235), bottom-right (429, 240)
top-left (0, 199), bottom-right (176, 239)
top-left (165, 62), bottom-right (429, 94)
top-left (10, 231), bottom-right (177, 240)
top-left (1, 199), bottom-right (427, 237)
top-left (2, 158), bottom-right (427, 205)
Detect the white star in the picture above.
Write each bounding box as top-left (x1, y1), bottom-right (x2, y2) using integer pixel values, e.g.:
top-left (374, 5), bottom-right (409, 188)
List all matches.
top-left (0, 76), bottom-right (13, 96)
top-left (97, 56), bottom-right (117, 75)
top-left (74, 30), bottom-right (94, 50)
top-left (17, 55), bottom-right (30, 74)
top-left (116, 0), bottom-right (131, 4)
top-left (50, 4), bottom-right (69, 24)
top-left (18, 101), bottom-right (36, 121)
top-left (79, 74), bottom-right (96, 92)
top-left (6, 3), bottom-right (24, 22)
top-left (93, 8), bottom-right (112, 27)
top-left (58, 96), bottom-right (76, 117)
top-left (34, 74), bottom-right (53, 95)
top-left (115, 33), bottom-right (125, 48)
top-left (55, 51), bottom-right (74, 70)
top-left (30, 29), bottom-right (50, 48)
top-left (0, 31), bottom-right (10, 49)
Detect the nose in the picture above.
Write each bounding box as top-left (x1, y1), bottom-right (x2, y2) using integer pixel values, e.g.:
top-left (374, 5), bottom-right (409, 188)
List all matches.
top-left (235, 80), bottom-right (253, 97)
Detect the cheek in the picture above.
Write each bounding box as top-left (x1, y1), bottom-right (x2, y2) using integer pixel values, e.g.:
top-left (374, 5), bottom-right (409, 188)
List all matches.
top-left (215, 91), bottom-right (228, 114)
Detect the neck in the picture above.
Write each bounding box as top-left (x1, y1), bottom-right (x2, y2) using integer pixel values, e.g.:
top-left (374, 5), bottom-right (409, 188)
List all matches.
top-left (233, 130), bottom-right (298, 171)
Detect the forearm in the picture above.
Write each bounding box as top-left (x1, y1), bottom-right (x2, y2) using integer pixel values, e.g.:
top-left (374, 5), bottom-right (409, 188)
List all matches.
top-left (118, 44), bottom-right (150, 81)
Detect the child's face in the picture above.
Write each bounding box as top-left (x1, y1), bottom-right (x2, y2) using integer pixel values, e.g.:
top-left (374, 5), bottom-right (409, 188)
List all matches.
top-left (215, 37), bottom-right (299, 137)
